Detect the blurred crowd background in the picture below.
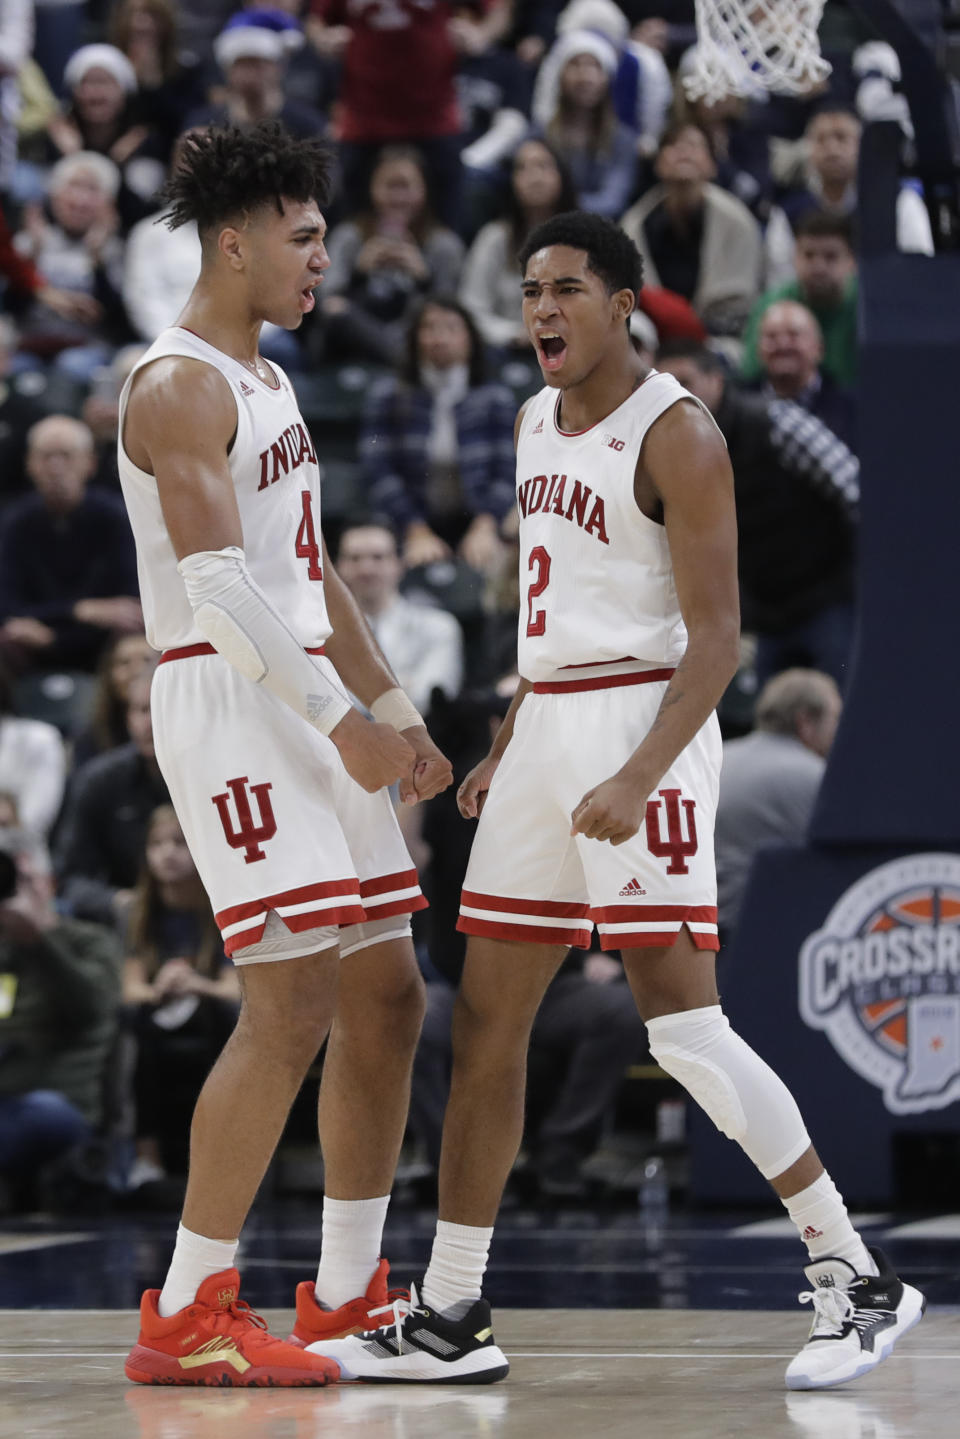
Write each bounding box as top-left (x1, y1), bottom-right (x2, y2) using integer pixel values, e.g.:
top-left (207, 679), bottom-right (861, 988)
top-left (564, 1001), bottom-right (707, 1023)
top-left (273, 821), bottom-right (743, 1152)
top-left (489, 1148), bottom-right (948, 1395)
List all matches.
top-left (0, 0), bottom-right (930, 1215)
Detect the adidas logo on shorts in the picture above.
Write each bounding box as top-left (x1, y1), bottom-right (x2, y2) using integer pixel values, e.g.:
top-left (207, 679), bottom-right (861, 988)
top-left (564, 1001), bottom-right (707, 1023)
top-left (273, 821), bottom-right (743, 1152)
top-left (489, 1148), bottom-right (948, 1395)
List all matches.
top-left (619, 878), bottom-right (646, 897)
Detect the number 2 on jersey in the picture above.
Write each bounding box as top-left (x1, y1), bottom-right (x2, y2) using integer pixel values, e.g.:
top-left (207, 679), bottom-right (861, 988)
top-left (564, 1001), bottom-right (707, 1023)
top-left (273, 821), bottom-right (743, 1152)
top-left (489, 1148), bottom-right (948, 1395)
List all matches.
top-left (295, 490), bottom-right (323, 580)
top-left (526, 545), bottom-right (551, 637)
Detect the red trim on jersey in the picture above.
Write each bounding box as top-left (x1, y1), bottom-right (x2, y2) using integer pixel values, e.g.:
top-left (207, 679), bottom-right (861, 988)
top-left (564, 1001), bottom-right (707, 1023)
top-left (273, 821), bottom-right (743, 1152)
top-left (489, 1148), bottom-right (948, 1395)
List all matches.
top-left (159, 642), bottom-right (325, 664)
top-left (597, 928), bottom-right (720, 952)
top-left (360, 868), bottom-right (420, 900)
top-left (592, 903), bottom-right (718, 924)
top-left (533, 668), bottom-right (674, 694)
top-left (457, 915), bottom-right (592, 948)
top-left (460, 890), bottom-right (591, 920)
top-left (559, 656), bottom-right (638, 669)
top-left (551, 377), bottom-right (653, 437)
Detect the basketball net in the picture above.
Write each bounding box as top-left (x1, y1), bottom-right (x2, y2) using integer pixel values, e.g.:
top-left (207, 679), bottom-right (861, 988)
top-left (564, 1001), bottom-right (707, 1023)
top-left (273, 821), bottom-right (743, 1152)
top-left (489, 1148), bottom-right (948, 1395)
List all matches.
top-left (682, 0), bottom-right (832, 104)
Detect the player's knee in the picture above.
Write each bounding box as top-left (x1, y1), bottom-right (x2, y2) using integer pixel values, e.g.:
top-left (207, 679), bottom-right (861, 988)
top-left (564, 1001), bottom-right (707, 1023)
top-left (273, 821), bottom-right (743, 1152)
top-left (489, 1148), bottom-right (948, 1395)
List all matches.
top-left (238, 988), bottom-right (333, 1061)
top-left (646, 1005), bottom-right (747, 1143)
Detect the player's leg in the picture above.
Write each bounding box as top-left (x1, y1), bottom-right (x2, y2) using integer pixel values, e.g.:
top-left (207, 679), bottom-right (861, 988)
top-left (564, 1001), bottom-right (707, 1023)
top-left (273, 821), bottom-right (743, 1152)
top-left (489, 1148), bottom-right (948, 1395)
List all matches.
top-left (304, 931), bottom-right (425, 1326)
top-left (305, 934), bottom-right (566, 1382)
top-left (622, 931), bottom-right (925, 1390)
top-left (125, 945), bottom-right (341, 1387)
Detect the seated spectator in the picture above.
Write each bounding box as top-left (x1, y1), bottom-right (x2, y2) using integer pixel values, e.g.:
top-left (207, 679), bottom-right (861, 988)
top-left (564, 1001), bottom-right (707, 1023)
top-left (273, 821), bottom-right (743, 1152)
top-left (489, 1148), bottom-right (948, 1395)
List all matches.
top-left (360, 297), bottom-right (515, 570)
top-left (739, 211), bottom-right (859, 387)
top-left (80, 343), bottom-right (149, 492)
top-left (620, 121), bottom-right (763, 335)
top-left (716, 669), bottom-right (841, 939)
top-left (0, 659), bottom-right (67, 839)
top-left (336, 521), bottom-right (464, 712)
top-left (0, 316), bottom-right (47, 506)
top-left (532, 28), bottom-right (637, 217)
top-left (657, 341), bottom-right (858, 689)
top-left (0, 827), bottom-right (121, 1210)
top-left (0, 415), bottom-right (142, 675)
top-left (108, 0), bottom-right (206, 155)
top-left (411, 953), bottom-right (646, 1197)
top-left (73, 631), bottom-right (155, 765)
top-left (44, 43), bottom-right (167, 228)
top-left (186, 10), bottom-right (325, 143)
top-left (777, 103), bottom-right (933, 255)
top-left (14, 152), bottom-right (131, 387)
top-left (55, 672), bottom-right (168, 925)
top-left (754, 300), bottom-right (857, 451)
top-left (322, 146), bottom-right (465, 367)
top-left (0, 194), bottom-right (100, 338)
top-left (122, 805), bottom-right (239, 1186)
top-left (460, 136), bottom-right (579, 351)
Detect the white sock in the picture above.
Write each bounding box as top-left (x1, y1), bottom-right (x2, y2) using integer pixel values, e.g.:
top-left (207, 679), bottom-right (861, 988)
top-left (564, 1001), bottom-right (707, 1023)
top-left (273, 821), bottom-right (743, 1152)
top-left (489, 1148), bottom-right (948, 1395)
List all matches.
top-left (158, 1223), bottom-right (240, 1317)
top-left (782, 1172), bottom-right (878, 1276)
top-left (314, 1194), bottom-right (391, 1309)
top-left (422, 1220), bottom-right (493, 1316)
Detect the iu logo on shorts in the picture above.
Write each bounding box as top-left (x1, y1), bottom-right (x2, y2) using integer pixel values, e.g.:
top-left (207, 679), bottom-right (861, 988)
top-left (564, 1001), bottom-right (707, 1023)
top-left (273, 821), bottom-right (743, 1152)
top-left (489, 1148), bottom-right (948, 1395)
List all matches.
top-left (211, 777), bottom-right (277, 863)
top-left (645, 787), bottom-right (698, 875)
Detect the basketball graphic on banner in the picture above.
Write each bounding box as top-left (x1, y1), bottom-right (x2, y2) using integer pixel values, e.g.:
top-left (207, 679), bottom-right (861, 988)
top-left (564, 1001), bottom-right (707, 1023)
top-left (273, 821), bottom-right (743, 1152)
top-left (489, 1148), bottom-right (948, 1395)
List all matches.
top-left (799, 854), bottom-right (960, 1115)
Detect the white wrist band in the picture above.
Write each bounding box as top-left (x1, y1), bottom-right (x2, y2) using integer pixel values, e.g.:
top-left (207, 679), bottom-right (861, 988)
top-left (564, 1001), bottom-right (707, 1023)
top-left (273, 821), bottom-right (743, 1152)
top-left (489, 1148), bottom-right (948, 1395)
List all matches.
top-left (370, 687), bottom-right (424, 732)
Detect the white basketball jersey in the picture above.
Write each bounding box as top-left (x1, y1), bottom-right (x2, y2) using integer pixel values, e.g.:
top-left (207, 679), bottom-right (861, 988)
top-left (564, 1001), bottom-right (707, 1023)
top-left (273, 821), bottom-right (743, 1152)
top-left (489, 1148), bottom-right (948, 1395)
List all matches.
top-left (516, 371), bottom-right (713, 682)
top-left (117, 326), bottom-right (331, 652)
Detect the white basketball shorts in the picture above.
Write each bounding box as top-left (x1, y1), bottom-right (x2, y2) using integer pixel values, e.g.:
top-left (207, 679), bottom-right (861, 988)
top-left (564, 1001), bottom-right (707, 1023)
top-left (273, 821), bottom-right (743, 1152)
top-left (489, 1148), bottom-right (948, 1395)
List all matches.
top-left (151, 644), bottom-right (426, 962)
top-left (457, 663), bottom-right (721, 952)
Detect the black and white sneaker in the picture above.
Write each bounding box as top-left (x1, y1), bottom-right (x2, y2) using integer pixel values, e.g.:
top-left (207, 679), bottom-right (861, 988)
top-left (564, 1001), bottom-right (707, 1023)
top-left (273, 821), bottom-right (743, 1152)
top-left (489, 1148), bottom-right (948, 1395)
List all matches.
top-left (785, 1246), bottom-right (925, 1390)
top-left (306, 1283), bottom-right (510, 1384)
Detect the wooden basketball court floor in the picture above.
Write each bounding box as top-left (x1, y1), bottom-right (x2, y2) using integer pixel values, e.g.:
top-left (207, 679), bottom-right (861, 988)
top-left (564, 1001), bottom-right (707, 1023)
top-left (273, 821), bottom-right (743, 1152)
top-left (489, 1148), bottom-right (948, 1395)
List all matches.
top-left (1, 1208), bottom-right (957, 1438)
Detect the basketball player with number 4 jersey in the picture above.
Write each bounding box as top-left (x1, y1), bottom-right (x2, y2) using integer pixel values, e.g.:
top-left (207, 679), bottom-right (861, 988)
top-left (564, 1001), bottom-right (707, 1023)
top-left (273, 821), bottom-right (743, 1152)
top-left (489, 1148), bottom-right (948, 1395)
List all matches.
top-left (307, 215), bottom-right (923, 1390)
top-left (116, 124), bottom-right (453, 1388)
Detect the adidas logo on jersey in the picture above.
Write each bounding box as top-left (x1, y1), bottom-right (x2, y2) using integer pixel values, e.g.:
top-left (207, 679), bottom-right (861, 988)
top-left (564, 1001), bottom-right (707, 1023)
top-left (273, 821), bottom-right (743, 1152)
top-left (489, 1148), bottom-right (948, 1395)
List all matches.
top-left (619, 878), bottom-right (646, 897)
top-left (531, 417), bottom-right (544, 434)
top-left (239, 380), bottom-right (256, 397)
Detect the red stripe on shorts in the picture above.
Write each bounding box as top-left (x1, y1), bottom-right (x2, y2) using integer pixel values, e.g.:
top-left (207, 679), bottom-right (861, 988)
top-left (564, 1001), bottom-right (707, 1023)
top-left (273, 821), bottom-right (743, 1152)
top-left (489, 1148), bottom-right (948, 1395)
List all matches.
top-left (592, 903), bottom-right (718, 924)
top-left (457, 915), bottom-right (592, 948)
top-left (460, 890), bottom-right (590, 920)
top-left (159, 642), bottom-right (325, 664)
top-left (360, 868), bottom-right (421, 899)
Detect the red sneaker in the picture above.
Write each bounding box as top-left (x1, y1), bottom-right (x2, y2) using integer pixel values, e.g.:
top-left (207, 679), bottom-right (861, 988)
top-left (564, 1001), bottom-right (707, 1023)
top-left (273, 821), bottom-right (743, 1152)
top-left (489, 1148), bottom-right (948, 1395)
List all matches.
top-left (125, 1269), bottom-right (339, 1386)
top-left (289, 1258), bottom-right (406, 1346)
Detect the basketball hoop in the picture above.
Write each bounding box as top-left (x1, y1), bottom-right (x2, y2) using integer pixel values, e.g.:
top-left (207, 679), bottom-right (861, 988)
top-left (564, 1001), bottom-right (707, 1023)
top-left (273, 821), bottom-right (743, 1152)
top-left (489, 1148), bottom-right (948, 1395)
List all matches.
top-left (682, 0), bottom-right (832, 105)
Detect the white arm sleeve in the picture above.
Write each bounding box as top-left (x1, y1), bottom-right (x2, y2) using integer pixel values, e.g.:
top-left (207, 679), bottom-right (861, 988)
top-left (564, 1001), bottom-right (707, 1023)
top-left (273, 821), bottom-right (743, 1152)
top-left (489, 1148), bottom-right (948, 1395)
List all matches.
top-left (177, 547), bottom-right (353, 736)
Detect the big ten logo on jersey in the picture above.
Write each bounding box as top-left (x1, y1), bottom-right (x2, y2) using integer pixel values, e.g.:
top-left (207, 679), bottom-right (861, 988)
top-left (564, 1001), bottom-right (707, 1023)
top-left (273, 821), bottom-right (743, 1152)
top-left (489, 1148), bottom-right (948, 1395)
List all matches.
top-left (516, 474), bottom-right (609, 545)
top-left (800, 853), bottom-right (960, 1115)
top-left (257, 422), bottom-right (317, 491)
top-left (212, 777), bottom-right (277, 864)
top-left (645, 788), bottom-right (698, 874)
top-left (601, 432), bottom-right (626, 451)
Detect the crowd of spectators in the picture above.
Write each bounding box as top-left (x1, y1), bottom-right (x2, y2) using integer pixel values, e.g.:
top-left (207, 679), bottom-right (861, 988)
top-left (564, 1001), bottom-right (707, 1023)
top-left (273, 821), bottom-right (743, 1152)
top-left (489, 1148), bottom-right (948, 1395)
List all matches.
top-left (0, 0), bottom-right (933, 1209)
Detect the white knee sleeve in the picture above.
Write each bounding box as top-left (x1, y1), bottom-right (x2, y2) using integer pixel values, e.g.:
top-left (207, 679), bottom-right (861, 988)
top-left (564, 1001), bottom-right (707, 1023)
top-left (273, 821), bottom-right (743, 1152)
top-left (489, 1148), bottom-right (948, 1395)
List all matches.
top-left (646, 1005), bottom-right (810, 1180)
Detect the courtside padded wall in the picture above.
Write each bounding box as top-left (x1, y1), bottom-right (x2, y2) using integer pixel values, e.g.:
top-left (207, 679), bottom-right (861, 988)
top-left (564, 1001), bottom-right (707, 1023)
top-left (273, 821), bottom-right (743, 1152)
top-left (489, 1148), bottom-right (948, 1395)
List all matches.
top-left (809, 248), bottom-right (960, 845)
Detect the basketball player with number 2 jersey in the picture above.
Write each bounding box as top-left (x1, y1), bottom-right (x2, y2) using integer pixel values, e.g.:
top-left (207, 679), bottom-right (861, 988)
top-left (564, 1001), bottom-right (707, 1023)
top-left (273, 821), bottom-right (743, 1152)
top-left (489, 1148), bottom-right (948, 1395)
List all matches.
top-left (307, 214), bottom-right (924, 1391)
top-left (115, 124), bottom-right (453, 1389)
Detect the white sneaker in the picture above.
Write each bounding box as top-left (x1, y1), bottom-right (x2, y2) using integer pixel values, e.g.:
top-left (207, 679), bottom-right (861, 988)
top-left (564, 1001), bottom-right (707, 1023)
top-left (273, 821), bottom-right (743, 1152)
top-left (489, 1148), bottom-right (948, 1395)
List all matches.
top-left (785, 1247), bottom-right (925, 1390)
top-left (306, 1283), bottom-right (509, 1384)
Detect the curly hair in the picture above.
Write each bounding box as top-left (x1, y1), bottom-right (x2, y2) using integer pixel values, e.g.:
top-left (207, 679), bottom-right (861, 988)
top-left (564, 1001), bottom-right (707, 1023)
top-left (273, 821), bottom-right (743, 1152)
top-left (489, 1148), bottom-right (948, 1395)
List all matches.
top-left (162, 123), bottom-right (334, 239)
top-left (517, 211), bottom-right (643, 298)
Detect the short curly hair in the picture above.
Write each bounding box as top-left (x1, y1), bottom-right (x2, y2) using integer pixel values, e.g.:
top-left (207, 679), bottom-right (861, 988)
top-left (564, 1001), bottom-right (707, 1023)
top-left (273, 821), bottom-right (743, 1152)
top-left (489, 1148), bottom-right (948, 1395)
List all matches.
top-left (163, 122), bottom-right (334, 240)
top-left (517, 211), bottom-right (644, 297)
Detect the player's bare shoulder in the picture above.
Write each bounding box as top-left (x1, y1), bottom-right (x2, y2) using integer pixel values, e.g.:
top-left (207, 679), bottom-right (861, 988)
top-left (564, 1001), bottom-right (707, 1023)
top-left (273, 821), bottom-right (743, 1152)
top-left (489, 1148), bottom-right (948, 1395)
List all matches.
top-left (124, 355), bottom-right (237, 474)
top-left (636, 393), bottom-right (732, 516)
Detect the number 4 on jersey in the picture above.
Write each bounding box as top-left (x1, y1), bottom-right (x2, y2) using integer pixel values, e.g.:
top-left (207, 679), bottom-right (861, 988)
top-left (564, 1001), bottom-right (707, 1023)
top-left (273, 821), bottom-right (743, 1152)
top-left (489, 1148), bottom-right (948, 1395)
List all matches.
top-left (296, 490), bottom-right (323, 580)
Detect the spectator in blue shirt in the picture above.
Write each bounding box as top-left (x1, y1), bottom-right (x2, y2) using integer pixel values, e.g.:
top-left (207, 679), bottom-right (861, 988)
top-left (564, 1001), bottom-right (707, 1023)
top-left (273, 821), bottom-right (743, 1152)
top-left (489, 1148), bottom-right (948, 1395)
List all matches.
top-left (0, 415), bottom-right (142, 674)
top-left (360, 297), bottom-right (516, 573)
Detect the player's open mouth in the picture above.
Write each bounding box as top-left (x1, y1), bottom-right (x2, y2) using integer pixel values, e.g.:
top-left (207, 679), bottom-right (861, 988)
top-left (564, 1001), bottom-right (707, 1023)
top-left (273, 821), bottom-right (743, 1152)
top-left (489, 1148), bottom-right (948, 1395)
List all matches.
top-left (300, 282), bottom-right (320, 313)
top-left (537, 332), bottom-right (567, 371)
